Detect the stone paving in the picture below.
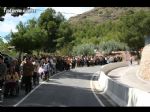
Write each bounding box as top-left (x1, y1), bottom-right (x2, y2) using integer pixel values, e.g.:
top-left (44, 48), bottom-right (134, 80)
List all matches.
top-left (107, 63), bottom-right (150, 93)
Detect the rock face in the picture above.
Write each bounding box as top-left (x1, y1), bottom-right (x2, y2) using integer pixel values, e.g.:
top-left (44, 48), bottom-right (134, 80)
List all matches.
top-left (138, 44), bottom-right (150, 80)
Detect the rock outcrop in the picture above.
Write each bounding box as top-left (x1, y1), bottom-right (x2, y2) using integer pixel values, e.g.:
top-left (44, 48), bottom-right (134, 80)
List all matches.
top-left (138, 44), bottom-right (150, 80)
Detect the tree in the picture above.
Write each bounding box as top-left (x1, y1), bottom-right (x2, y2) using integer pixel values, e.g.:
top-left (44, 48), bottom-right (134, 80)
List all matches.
top-left (55, 22), bottom-right (74, 55)
top-left (10, 21), bottom-right (30, 63)
top-left (139, 11), bottom-right (150, 37)
top-left (0, 38), bottom-right (11, 55)
top-left (69, 9), bottom-right (150, 53)
top-left (10, 18), bottom-right (48, 53)
top-left (25, 18), bottom-right (48, 53)
top-left (38, 8), bottom-right (65, 52)
top-left (117, 11), bottom-right (146, 51)
top-left (56, 22), bottom-right (74, 48)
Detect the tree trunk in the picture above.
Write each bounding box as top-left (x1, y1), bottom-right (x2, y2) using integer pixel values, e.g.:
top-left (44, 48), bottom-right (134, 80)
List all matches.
top-left (138, 44), bottom-right (150, 80)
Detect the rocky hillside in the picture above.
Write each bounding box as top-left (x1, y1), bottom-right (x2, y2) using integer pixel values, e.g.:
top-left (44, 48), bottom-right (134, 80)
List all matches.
top-left (68, 7), bottom-right (150, 24)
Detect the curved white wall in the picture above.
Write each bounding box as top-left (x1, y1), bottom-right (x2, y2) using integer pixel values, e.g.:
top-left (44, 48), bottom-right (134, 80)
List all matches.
top-left (98, 62), bottom-right (150, 106)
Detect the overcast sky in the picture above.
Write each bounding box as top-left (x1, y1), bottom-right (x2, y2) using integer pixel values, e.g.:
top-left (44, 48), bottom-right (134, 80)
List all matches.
top-left (0, 7), bottom-right (94, 41)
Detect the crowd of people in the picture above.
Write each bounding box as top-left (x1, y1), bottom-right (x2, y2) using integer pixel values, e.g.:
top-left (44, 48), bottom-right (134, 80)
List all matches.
top-left (0, 53), bottom-right (123, 99)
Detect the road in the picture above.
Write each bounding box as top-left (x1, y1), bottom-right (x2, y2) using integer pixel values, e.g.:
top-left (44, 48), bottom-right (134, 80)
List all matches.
top-left (107, 65), bottom-right (150, 92)
top-left (2, 65), bottom-right (117, 107)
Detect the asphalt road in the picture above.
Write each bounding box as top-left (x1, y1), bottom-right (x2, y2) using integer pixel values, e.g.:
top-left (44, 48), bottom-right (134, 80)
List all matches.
top-left (2, 65), bottom-right (117, 107)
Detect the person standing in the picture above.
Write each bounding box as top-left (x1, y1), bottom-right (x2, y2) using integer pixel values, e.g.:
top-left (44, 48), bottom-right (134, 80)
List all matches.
top-left (4, 66), bottom-right (19, 96)
top-left (130, 55), bottom-right (133, 65)
top-left (32, 59), bottom-right (40, 86)
top-left (43, 58), bottom-right (50, 81)
top-left (0, 55), bottom-right (7, 88)
top-left (22, 57), bottom-right (34, 95)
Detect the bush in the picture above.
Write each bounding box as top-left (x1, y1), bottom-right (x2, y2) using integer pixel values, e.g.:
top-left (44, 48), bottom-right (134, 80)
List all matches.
top-left (72, 43), bottom-right (95, 56)
top-left (98, 40), bottom-right (129, 54)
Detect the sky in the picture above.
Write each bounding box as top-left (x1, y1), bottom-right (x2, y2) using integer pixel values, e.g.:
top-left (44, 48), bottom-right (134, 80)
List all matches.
top-left (0, 7), bottom-right (94, 41)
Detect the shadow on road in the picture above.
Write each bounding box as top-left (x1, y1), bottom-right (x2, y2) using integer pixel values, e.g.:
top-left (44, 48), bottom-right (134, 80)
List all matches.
top-left (2, 67), bottom-right (101, 107)
top-left (51, 70), bottom-right (95, 81)
top-left (16, 83), bottom-right (101, 107)
top-left (2, 87), bottom-right (27, 106)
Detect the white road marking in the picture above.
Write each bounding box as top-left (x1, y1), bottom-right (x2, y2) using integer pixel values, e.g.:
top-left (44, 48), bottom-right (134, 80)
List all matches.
top-left (13, 83), bottom-right (42, 107)
top-left (90, 72), bottom-right (105, 107)
top-left (13, 71), bottom-right (66, 107)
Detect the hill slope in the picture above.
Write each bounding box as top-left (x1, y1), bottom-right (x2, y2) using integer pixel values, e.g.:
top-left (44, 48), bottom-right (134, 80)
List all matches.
top-left (68, 7), bottom-right (150, 24)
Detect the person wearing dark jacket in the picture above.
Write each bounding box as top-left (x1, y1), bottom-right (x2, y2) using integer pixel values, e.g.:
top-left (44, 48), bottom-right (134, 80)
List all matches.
top-left (22, 57), bottom-right (34, 94)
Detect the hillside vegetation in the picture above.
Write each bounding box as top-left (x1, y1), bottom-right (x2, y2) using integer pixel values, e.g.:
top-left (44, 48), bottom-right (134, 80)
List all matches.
top-left (1, 7), bottom-right (150, 57)
top-left (69, 7), bottom-right (150, 24)
top-left (69, 7), bottom-right (150, 55)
